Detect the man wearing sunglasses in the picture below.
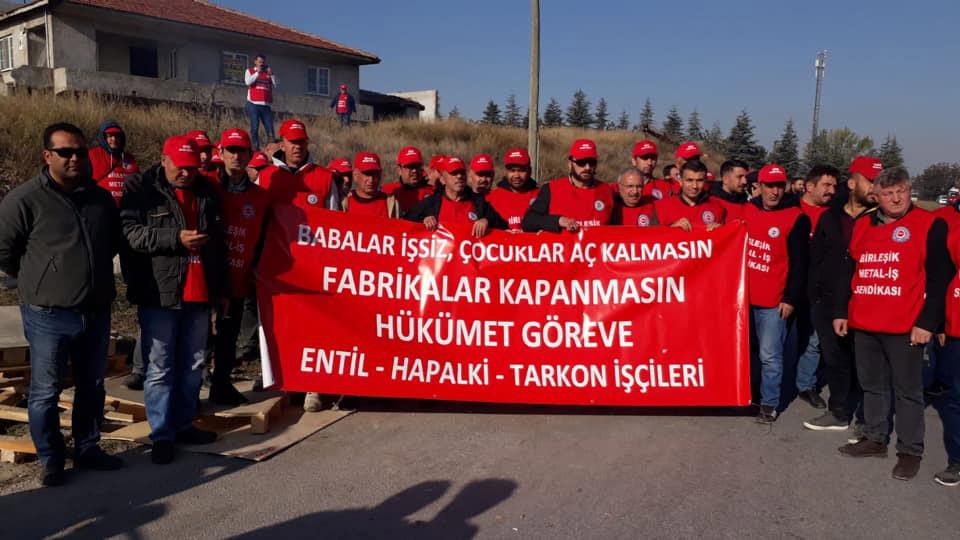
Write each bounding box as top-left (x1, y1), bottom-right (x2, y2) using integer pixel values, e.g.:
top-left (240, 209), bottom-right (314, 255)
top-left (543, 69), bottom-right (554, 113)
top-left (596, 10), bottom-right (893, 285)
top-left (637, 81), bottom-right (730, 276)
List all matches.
top-left (522, 138), bottom-right (614, 232)
top-left (0, 123), bottom-right (123, 486)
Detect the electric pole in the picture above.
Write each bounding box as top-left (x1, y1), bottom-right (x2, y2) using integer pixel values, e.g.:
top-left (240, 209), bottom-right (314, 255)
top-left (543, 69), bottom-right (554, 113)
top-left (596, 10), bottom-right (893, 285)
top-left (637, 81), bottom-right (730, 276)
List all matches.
top-left (528, 0), bottom-right (540, 180)
top-left (812, 49), bottom-right (827, 141)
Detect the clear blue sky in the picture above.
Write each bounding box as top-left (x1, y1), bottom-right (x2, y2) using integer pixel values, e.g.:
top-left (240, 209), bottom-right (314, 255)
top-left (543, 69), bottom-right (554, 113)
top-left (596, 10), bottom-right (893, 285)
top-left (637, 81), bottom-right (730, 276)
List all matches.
top-left (222, 0), bottom-right (958, 171)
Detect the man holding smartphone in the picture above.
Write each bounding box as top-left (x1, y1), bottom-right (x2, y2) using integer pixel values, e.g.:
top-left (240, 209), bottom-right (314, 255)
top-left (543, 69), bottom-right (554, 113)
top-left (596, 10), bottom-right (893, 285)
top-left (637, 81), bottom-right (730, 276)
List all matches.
top-left (120, 135), bottom-right (227, 464)
top-left (244, 54), bottom-right (276, 150)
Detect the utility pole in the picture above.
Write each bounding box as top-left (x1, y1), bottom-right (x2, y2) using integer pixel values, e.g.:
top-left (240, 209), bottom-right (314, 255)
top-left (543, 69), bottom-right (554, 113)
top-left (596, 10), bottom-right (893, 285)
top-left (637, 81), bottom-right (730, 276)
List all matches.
top-left (528, 0), bottom-right (540, 180)
top-left (811, 49), bottom-right (827, 141)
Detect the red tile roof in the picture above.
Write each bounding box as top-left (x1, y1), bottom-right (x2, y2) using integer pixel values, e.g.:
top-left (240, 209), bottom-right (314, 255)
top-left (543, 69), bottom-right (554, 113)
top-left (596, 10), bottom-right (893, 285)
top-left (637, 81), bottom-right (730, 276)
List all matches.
top-left (65, 0), bottom-right (379, 64)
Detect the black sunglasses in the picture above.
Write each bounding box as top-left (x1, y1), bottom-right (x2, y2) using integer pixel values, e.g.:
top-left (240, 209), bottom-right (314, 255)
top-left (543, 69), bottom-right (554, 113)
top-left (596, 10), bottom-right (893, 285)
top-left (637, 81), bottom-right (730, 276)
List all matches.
top-left (573, 159), bottom-right (597, 167)
top-left (47, 147), bottom-right (88, 159)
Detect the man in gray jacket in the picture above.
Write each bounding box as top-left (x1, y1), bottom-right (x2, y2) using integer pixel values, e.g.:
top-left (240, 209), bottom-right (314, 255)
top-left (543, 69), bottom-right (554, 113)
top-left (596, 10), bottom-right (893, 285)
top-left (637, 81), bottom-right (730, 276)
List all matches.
top-left (0, 122), bottom-right (123, 486)
top-left (121, 134), bottom-right (226, 464)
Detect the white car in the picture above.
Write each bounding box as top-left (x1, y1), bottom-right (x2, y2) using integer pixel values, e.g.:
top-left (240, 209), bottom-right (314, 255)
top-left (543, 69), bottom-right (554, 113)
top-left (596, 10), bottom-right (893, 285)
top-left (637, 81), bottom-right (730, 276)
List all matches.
top-left (938, 195), bottom-right (949, 205)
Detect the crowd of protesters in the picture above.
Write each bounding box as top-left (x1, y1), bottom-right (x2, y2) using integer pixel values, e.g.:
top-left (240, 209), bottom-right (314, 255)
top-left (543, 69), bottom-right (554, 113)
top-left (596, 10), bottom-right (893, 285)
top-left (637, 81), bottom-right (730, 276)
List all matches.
top-left (0, 120), bottom-right (957, 493)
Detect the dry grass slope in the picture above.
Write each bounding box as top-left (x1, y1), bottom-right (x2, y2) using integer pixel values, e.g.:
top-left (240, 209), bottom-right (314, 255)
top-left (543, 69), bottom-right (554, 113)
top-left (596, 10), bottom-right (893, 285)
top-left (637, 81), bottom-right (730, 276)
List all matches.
top-left (0, 92), bottom-right (725, 195)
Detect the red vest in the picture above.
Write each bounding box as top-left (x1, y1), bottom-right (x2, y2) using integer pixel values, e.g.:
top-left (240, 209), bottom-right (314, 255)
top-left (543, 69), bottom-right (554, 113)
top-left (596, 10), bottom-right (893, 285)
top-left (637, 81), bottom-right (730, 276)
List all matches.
top-left (848, 208), bottom-right (936, 334)
top-left (382, 181), bottom-right (432, 215)
top-left (438, 197), bottom-right (478, 225)
top-left (547, 177), bottom-right (613, 228)
top-left (345, 192), bottom-right (392, 218)
top-left (259, 163), bottom-right (335, 207)
top-left (173, 187), bottom-right (208, 303)
top-left (742, 204), bottom-right (802, 308)
top-left (336, 93), bottom-right (350, 114)
top-left (943, 206), bottom-right (960, 337)
top-left (218, 182), bottom-right (269, 298)
top-left (642, 178), bottom-right (679, 200)
top-left (247, 68), bottom-right (273, 104)
top-left (90, 146), bottom-right (138, 206)
top-left (714, 197), bottom-right (744, 222)
top-left (800, 199), bottom-right (829, 236)
top-left (617, 202), bottom-right (657, 227)
top-left (654, 195), bottom-right (726, 227)
top-left (487, 187), bottom-right (540, 230)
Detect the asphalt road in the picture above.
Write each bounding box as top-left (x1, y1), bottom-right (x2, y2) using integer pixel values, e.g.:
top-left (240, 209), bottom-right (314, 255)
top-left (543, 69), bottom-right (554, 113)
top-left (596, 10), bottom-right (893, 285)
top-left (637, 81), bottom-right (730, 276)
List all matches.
top-left (1, 400), bottom-right (956, 539)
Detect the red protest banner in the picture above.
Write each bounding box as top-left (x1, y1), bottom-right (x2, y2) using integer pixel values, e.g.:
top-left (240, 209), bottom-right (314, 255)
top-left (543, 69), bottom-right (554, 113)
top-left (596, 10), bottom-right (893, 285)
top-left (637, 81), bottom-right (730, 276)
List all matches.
top-left (257, 194), bottom-right (751, 406)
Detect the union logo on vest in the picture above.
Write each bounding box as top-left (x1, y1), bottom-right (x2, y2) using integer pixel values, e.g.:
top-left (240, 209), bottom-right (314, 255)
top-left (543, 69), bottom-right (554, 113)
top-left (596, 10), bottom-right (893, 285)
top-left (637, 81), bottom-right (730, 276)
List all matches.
top-left (594, 200), bottom-right (605, 211)
top-left (768, 226), bottom-right (780, 238)
top-left (242, 203), bottom-right (256, 220)
top-left (702, 210), bottom-right (716, 224)
top-left (892, 226), bottom-right (911, 243)
top-left (637, 214), bottom-right (651, 227)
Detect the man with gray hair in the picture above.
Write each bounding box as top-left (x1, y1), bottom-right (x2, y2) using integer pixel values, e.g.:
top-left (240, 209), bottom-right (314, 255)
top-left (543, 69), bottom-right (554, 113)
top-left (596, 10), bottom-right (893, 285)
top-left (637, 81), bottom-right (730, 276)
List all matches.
top-left (610, 167), bottom-right (656, 227)
top-left (831, 166), bottom-right (953, 481)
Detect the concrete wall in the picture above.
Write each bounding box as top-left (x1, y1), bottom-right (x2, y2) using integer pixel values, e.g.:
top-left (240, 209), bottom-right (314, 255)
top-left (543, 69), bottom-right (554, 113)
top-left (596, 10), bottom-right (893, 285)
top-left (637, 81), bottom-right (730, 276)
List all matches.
top-left (51, 12), bottom-right (96, 71)
top-left (0, 13), bottom-right (47, 70)
top-left (389, 90), bottom-right (439, 122)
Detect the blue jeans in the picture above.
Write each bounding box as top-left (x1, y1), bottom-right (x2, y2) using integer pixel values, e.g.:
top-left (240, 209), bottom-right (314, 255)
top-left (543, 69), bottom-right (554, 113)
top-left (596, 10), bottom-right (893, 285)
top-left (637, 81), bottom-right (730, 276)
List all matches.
top-left (338, 113), bottom-right (352, 128)
top-left (750, 306), bottom-right (788, 408)
top-left (927, 338), bottom-right (960, 464)
top-left (21, 305), bottom-right (110, 469)
top-left (140, 305), bottom-right (209, 442)
top-left (245, 101), bottom-right (274, 149)
top-left (796, 326), bottom-right (820, 392)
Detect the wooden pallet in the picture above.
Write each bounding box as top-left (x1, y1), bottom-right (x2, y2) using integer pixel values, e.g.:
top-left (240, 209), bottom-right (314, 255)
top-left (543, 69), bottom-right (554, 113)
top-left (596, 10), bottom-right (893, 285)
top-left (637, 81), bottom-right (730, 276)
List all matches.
top-left (0, 435), bottom-right (36, 464)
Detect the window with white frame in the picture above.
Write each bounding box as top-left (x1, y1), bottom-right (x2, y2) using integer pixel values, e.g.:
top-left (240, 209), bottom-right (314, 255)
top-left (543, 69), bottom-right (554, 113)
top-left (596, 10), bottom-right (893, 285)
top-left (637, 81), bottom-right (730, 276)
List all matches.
top-left (0, 35), bottom-right (13, 71)
top-left (306, 66), bottom-right (330, 96)
top-left (221, 51), bottom-right (248, 84)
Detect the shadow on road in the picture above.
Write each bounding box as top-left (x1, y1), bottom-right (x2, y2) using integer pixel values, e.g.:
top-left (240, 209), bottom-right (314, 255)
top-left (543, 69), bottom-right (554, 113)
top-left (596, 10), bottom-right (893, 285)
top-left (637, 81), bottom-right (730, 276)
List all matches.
top-left (0, 446), bottom-right (250, 538)
top-left (230, 478), bottom-right (518, 539)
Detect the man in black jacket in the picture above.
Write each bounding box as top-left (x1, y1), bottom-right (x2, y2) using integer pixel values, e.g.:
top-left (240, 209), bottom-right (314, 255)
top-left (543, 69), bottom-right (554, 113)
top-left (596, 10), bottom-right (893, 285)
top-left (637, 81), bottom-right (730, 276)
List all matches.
top-left (405, 156), bottom-right (508, 237)
top-left (121, 135), bottom-right (227, 464)
top-left (0, 123), bottom-right (123, 486)
top-left (802, 157), bottom-right (879, 433)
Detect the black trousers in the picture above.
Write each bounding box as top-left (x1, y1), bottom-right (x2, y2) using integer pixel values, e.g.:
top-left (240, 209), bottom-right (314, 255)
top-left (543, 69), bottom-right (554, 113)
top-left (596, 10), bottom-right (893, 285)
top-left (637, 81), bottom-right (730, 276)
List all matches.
top-left (812, 302), bottom-right (862, 422)
top-left (213, 298), bottom-right (245, 387)
top-left (237, 292), bottom-right (260, 359)
top-left (855, 331), bottom-right (925, 456)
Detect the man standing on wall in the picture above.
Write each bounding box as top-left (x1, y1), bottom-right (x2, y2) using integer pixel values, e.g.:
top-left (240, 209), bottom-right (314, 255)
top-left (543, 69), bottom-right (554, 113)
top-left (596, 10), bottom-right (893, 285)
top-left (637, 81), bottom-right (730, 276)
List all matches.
top-left (330, 84), bottom-right (357, 128)
top-left (244, 54), bottom-right (277, 150)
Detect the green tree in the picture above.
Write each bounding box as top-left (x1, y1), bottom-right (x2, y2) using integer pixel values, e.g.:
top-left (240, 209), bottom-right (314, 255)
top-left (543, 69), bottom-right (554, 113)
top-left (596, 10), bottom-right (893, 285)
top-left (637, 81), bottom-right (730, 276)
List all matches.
top-left (542, 98), bottom-right (563, 127)
top-left (638, 97), bottom-right (655, 132)
top-left (914, 162), bottom-right (960, 199)
top-left (565, 89), bottom-right (593, 128)
top-left (768, 119), bottom-right (801, 177)
top-left (594, 97), bottom-right (610, 130)
top-left (803, 128), bottom-right (875, 171)
top-left (481, 100), bottom-right (502, 125)
top-left (662, 105), bottom-right (684, 141)
top-left (503, 94), bottom-right (523, 128)
top-left (447, 106), bottom-right (462, 120)
top-left (725, 110), bottom-right (766, 169)
top-left (616, 109), bottom-right (631, 131)
top-left (703, 121), bottom-right (724, 152)
top-left (686, 108), bottom-right (704, 140)
top-left (878, 135), bottom-right (905, 168)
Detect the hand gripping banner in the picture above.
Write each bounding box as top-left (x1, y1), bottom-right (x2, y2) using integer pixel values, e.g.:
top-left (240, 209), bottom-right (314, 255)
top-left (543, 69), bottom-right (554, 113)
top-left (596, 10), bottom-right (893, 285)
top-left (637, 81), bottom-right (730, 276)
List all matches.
top-left (257, 194), bottom-right (750, 406)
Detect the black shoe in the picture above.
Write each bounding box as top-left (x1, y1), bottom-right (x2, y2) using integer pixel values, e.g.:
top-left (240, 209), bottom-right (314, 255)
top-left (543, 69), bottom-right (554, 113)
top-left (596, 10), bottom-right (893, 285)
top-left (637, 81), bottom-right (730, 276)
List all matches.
top-left (75, 447), bottom-right (123, 471)
top-left (209, 383), bottom-right (249, 406)
top-left (838, 438), bottom-right (888, 458)
top-left (41, 466), bottom-right (65, 487)
top-left (797, 389), bottom-right (827, 409)
top-left (175, 426), bottom-right (218, 445)
top-left (252, 376), bottom-right (264, 392)
top-left (755, 405), bottom-right (778, 424)
top-left (151, 440), bottom-right (175, 464)
top-left (803, 411), bottom-right (849, 431)
top-left (892, 453), bottom-right (922, 481)
top-left (201, 367), bottom-right (213, 388)
top-left (124, 372), bottom-right (144, 391)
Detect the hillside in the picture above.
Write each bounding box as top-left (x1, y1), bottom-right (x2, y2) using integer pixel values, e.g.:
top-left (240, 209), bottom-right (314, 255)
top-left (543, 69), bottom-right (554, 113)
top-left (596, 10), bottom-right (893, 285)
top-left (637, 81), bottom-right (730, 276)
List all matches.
top-left (0, 92), bottom-right (724, 195)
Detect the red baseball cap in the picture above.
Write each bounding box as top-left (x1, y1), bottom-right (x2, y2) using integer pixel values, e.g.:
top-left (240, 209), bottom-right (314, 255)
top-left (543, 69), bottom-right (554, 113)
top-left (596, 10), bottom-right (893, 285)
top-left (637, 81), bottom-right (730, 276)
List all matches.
top-left (104, 126), bottom-right (123, 134)
top-left (248, 152), bottom-right (271, 170)
top-left (340, 84), bottom-right (348, 91)
top-left (429, 155), bottom-right (447, 170)
top-left (848, 156), bottom-right (884, 181)
top-left (397, 146), bottom-right (424, 166)
top-left (632, 140), bottom-right (658, 158)
top-left (674, 141), bottom-right (701, 160)
top-left (443, 156), bottom-right (466, 173)
top-left (211, 151), bottom-right (223, 164)
top-left (470, 153), bottom-right (495, 173)
top-left (758, 163), bottom-right (788, 184)
top-left (162, 135), bottom-right (201, 168)
top-left (706, 171), bottom-right (716, 181)
top-left (186, 130), bottom-right (212, 149)
top-left (569, 139), bottom-right (598, 161)
top-left (279, 119), bottom-right (309, 141)
top-left (504, 148), bottom-right (531, 167)
top-left (354, 152), bottom-right (382, 173)
top-left (218, 128), bottom-right (252, 149)
top-left (327, 157), bottom-right (352, 174)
